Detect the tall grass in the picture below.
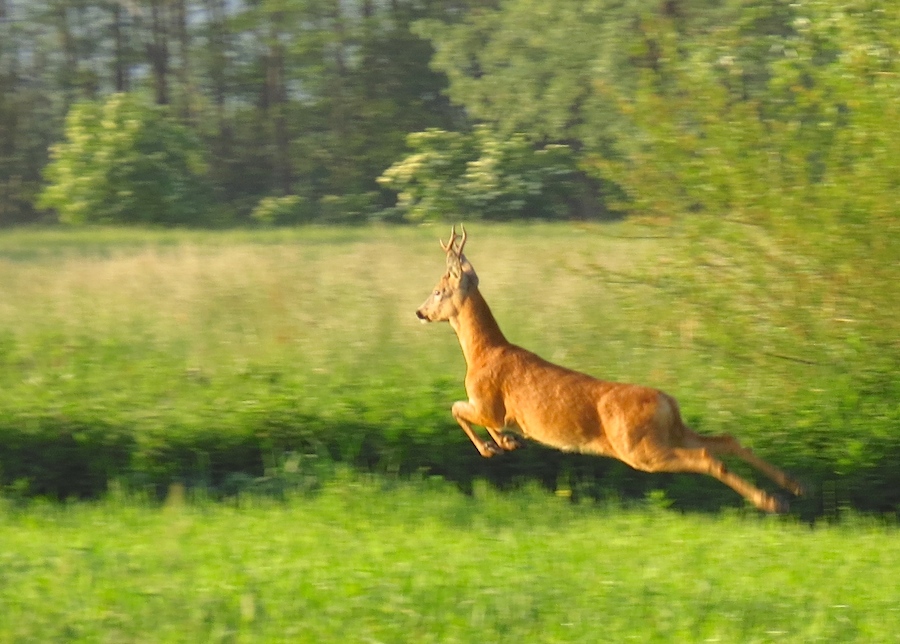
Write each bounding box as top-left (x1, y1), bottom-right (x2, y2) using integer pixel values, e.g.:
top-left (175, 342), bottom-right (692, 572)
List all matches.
top-left (1, 476), bottom-right (898, 642)
top-left (0, 222), bottom-right (897, 513)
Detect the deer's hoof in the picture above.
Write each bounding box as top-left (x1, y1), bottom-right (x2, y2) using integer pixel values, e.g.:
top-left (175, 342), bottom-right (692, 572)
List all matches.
top-left (789, 478), bottom-right (808, 497)
top-left (770, 495), bottom-right (790, 514)
top-left (499, 434), bottom-right (525, 451)
top-left (480, 442), bottom-right (503, 458)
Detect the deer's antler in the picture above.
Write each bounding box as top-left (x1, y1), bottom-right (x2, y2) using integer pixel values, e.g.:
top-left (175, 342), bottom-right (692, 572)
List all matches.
top-left (440, 225), bottom-right (458, 253)
top-left (440, 224), bottom-right (467, 255)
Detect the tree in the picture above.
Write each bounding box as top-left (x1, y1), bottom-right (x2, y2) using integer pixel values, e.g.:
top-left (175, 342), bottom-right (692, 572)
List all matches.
top-left (416, 0), bottom-right (899, 228)
top-left (38, 92), bottom-right (212, 225)
top-left (1, 0), bottom-right (480, 226)
top-left (417, 0), bottom-right (728, 152)
top-left (412, 0), bottom-right (707, 217)
top-left (378, 125), bottom-right (581, 222)
top-left (590, 0), bottom-right (900, 233)
top-left (0, 0), bottom-right (65, 224)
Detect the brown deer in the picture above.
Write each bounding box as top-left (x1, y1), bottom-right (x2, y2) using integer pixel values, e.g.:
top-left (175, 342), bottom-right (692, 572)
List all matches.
top-left (416, 225), bottom-right (805, 513)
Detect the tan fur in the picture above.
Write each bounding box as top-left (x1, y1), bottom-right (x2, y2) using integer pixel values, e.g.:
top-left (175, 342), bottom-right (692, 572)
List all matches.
top-left (416, 226), bottom-right (804, 513)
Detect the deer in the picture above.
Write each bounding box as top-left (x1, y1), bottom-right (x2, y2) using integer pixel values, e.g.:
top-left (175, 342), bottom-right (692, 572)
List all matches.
top-left (415, 225), bottom-right (805, 513)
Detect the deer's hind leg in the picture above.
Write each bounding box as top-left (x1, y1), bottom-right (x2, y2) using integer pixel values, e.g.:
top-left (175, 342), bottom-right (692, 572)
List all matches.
top-left (683, 430), bottom-right (805, 497)
top-left (634, 446), bottom-right (788, 513)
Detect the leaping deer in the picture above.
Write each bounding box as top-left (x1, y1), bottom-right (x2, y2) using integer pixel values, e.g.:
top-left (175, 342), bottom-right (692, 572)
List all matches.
top-left (416, 225), bottom-right (805, 513)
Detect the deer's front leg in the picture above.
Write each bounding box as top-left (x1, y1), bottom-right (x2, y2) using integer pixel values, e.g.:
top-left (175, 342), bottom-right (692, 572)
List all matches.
top-left (451, 400), bottom-right (507, 457)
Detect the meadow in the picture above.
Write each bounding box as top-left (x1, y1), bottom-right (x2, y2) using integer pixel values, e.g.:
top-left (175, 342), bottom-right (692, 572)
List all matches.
top-left (0, 222), bottom-right (897, 513)
top-left (1, 476), bottom-right (899, 643)
top-left (0, 222), bottom-right (898, 641)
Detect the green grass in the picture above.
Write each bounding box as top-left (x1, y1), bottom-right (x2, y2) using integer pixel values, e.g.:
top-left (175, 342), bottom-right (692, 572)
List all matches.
top-left (0, 222), bottom-right (897, 512)
top-left (1, 476), bottom-right (898, 643)
top-left (0, 223), bottom-right (897, 639)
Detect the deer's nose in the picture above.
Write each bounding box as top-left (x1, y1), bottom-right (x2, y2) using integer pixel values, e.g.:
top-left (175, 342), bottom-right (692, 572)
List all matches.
top-left (416, 309), bottom-right (427, 320)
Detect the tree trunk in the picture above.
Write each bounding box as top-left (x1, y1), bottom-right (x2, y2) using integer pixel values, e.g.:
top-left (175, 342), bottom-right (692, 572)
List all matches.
top-left (326, 0), bottom-right (350, 193)
top-left (111, 2), bottom-right (129, 91)
top-left (147, 0), bottom-right (170, 105)
top-left (54, 0), bottom-right (79, 97)
top-left (266, 18), bottom-right (292, 195)
top-left (173, 0), bottom-right (192, 118)
top-left (203, 0), bottom-right (230, 162)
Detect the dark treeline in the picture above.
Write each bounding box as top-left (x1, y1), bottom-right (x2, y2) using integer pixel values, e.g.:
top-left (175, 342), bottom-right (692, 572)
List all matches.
top-left (0, 0), bottom-right (469, 225)
top-left (1, 0), bottom-right (898, 229)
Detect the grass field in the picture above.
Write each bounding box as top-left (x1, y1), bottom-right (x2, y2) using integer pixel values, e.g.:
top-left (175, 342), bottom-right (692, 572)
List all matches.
top-left (1, 476), bottom-right (898, 643)
top-left (0, 222), bottom-right (897, 640)
top-left (1, 221), bottom-right (897, 512)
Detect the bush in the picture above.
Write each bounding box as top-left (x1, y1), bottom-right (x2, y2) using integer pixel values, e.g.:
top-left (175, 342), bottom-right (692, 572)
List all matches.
top-left (37, 93), bottom-right (212, 226)
top-left (593, 5), bottom-right (900, 236)
top-left (318, 192), bottom-right (382, 225)
top-left (250, 195), bottom-right (313, 226)
top-left (378, 125), bottom-right (584, 222)
top-left (3, 403), bottom-right (898, 517)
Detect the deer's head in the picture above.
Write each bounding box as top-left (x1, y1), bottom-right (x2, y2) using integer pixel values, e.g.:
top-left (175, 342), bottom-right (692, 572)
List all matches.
top-left (416, 225), bottom-right (480, 323)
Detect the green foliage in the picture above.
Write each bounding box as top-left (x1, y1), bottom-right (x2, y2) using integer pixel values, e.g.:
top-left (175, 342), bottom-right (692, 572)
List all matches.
top-left (584, 5), bottom-right (900, 409)
top-left (415, 0), bottom-right (736, 155)
top-left (38, 93), bottom-right (212, 225)
top-left (417, 1), bottom-right (622, 146)
top-left (417, 0), bottom-right (899, 234)
top-left (4, 1), bottom-right (463, 225)
top-left (594, 1), bottom-right (900, 231)
top-left (9, 0), bottom-right (896, 229)
top-left (250, 195), bottom-right (312, 226)
top-left (317, 192), bottom-right (383, 224)
top-left (378, 126), bottom-right (581, 221)
top-left (1, 479), bottom-right (899, 641)
top-left (0, 225), bottom-right (897, 517)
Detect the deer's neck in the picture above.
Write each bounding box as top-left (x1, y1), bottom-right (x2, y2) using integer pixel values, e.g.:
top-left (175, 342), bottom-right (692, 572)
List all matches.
top-left (450, 288), bottom-right (509, 367)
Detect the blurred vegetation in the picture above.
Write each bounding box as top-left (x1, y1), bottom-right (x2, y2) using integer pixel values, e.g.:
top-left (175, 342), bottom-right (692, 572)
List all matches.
top-left (0, 0), bottom-right (897, 517)
top-left (0, 225), bottom-right (896, 518)
top-left (2, 476), bottom-right (899, 641)
top-left (1, 0), bottom-right (895, 229)
top-left (378, 126), bottom-right (587, 222)
top-left (1, 0), bottom-right (462, 225)
top-left (38, 94), bottom-right (212, 225)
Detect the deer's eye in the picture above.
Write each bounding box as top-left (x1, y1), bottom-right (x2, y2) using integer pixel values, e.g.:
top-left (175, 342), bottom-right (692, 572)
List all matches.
top-left (433, 289), bottom-right (441, 298)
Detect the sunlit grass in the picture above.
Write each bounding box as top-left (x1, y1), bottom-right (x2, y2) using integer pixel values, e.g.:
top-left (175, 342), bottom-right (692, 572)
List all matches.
top-left (0, 223), bottom-right (669, 430)
top-left (0, 476), bottom-right (897, 642)
top-left (0, 223), bottom-right (897, 639)
top-left (0, 222), bottom-right (897, 510)
top-left (0, 221), bottom-right (856, 415)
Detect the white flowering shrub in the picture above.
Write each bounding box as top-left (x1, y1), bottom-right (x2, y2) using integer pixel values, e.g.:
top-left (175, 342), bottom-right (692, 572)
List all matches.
top-left (250, 195), bottom-right (309, 225)
top-left (378, 125), bottom-right (579, 221)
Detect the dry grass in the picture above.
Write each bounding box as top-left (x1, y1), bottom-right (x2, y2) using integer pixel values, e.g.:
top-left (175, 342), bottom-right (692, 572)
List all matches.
top-left (0, 222), bottom-right (896, 511)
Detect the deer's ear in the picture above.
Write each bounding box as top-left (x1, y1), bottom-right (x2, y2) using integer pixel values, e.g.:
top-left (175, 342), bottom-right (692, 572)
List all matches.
top-left (459, 254), bottom-right (479, 290)
top-left (446, 252), bottom-right (463, 280)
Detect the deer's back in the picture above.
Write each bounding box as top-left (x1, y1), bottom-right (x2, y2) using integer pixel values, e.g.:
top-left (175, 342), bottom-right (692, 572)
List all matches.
top-left (464, 344), bottom-right (678, 455)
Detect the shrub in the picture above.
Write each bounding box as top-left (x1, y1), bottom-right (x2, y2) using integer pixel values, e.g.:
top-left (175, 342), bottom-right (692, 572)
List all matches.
top-left (250, 195), bottom-right (312, 226)
top-left (317, 192), bottom-right (381, 225)
top-left (37, 93), bottom-right (212, 226)
top-left (378, 125), bottom-right (582, 222)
